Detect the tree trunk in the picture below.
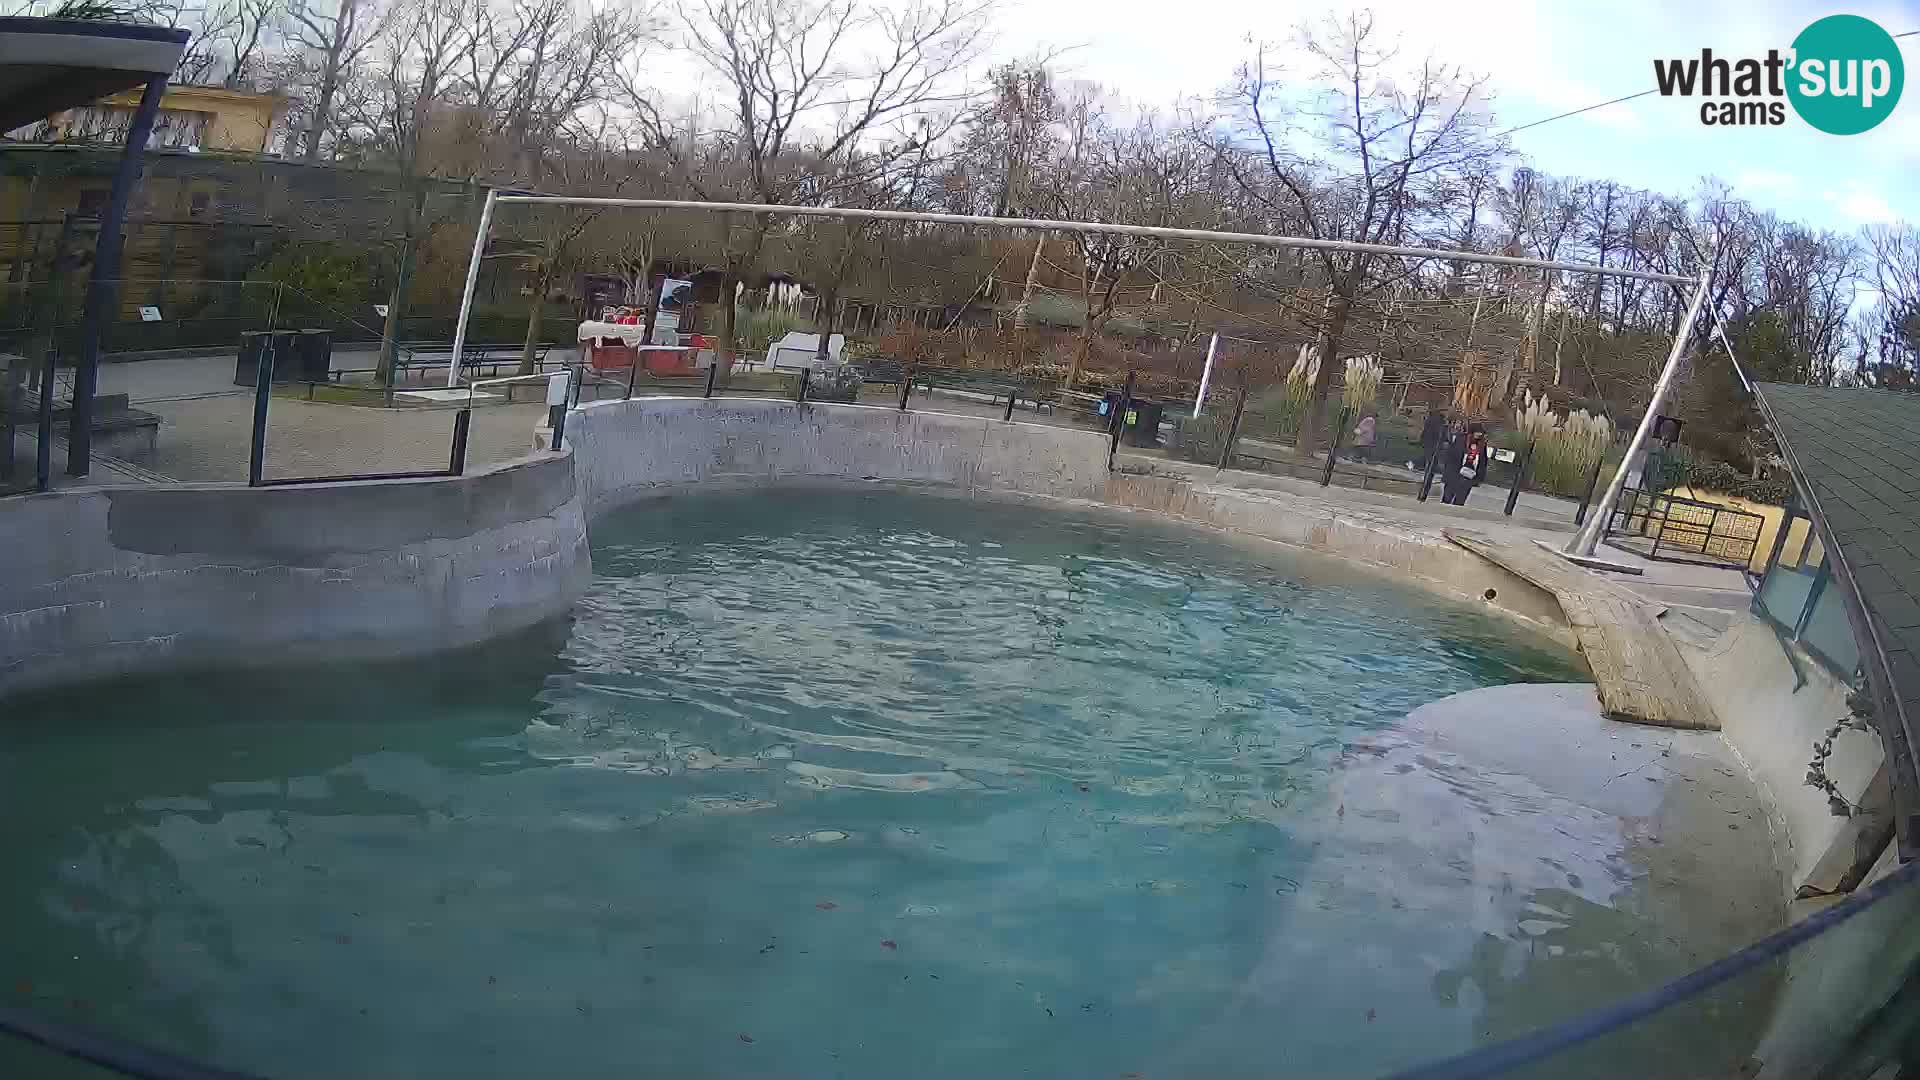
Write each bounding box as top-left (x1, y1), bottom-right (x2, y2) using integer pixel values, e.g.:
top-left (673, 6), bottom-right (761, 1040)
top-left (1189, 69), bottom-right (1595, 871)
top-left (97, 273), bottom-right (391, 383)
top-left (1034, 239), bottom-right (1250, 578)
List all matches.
top-left (1298, 291), bottom-right (1353, 454)
top-left (1521, 271), bottom-right (1550, 396)
top-left (639, 259), bottom-right (660, 346)
top-left (1067, 323), bottom-right (1093, 388)
top-left (518, 260), bottom-right (554, 376)
top-left (1012, 235), bottom-right (1045, 331)
top-left (376, 187), bottom-right (426, 386)
top-left (376, 235), bottom-right (416, 386)
top-left (303, 64), bottom-right (339, 160)
top-left (814, 285), bottom-right (839, 365)
top-left (718, 267), bottom-right (740, 374)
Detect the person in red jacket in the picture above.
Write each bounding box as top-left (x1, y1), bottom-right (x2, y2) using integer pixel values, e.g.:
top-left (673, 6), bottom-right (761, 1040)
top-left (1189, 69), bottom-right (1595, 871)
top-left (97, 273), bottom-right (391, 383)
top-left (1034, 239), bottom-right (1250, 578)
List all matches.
top-left (1441, 424), bottom-right (1490, 506)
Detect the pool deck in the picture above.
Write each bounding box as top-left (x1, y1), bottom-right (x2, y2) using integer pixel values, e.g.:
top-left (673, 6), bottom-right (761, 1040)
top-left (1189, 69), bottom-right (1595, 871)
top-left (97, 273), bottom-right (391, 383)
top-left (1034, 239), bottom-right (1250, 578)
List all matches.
top-left (1113, 452), bottom-right (1751, 611)
top-left (1446, 532), bottom-right (1721, 730)
top-left (1104, 452), bottom-right (1750, 735)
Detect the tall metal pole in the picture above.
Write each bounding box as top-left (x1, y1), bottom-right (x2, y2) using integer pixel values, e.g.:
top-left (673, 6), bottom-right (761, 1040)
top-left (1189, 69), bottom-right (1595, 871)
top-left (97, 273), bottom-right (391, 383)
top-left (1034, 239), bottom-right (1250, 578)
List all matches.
top-left (446, 187), bottom-right (498, 388)
top-left (1565, 268), bottom-right (1712, 558)
top-left (488, 197), bottom-right (1694, 286)
top-left (1194, 331), bottom-right (1218, 417)
top-left (70, 74), bottom-right (168, 477)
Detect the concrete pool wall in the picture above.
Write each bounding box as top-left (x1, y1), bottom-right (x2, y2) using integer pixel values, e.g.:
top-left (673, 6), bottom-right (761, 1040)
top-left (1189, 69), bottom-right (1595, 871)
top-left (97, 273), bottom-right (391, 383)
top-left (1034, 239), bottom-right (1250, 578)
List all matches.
top-left (564, 395), bottom-right (1113, 514)
top-left (566, 396), bottom-right (1571, 642)
top-left (0, 452), bottom-right (588, 698)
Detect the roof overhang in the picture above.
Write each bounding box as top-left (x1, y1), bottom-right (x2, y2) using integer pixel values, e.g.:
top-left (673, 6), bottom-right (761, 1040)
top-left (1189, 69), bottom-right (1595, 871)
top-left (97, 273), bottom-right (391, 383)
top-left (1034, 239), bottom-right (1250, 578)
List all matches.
top-left (0, 17), bottom-right (190, 134)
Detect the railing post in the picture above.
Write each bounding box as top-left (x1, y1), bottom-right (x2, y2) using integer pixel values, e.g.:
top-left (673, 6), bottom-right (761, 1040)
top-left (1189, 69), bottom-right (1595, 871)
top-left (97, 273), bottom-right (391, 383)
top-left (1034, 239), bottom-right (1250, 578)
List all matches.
top-left (898, 371), bottom-right (912, 410)
top-left (247, 340), bottom-right (274, 486)
top-left (797, 367), bottom-right (811, 403)
top-left (1504, 440), bottom-right (1534, 516)
top-left (449, 408), bottom-right (470, 475)
top-left (1321, 406), bottom-right (1348, 487)
top-left (1573, 456), bottom-right (1606, 526)
top-left (34, 346), bottom-right (55, 492)
top-left (625, 351), bottom-right (640, 400)
top-left (1217, 384), bottom-right (1247, 470)
top-left (1107, 370), bottom-right (1136, 470)
top-left (545, 370), bottom-right (570, 451)
top-left (704, 361), bottom-right (718, 398)
top-left (1003, 386), bottom-right (1016, 422)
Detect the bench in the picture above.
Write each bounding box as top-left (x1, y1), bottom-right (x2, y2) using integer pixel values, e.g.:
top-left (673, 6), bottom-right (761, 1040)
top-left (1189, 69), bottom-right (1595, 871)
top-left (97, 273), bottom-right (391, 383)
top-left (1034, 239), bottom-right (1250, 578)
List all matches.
top-left (394, 342), bottom-right (554, 381)
top-left (1051, 389), bottom-right (1107, 423)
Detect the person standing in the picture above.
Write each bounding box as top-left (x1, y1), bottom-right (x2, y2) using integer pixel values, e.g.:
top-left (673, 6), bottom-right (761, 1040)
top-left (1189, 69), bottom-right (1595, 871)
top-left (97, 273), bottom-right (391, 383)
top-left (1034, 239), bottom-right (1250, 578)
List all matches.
top-left (1412, 409), bottom-right (1446, 471)
top-left (1441, 424), bottom-right (1491, 505)
top-left (1350, 413), bottom-right (1377, 464)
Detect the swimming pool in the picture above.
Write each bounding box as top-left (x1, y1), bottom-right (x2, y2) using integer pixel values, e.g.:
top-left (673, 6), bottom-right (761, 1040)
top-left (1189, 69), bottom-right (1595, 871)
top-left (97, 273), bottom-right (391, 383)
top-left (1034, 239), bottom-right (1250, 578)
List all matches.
top-left (0, 487), bottom-right (1780, 1078)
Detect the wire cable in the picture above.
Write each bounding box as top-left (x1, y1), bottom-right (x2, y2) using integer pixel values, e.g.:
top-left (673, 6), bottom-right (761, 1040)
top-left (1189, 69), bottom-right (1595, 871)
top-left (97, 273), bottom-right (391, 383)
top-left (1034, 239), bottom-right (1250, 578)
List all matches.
top-left (1384, 857), bottom-right (1920, 1080)
top-left (1495, 89), bottom-right (1659, 139)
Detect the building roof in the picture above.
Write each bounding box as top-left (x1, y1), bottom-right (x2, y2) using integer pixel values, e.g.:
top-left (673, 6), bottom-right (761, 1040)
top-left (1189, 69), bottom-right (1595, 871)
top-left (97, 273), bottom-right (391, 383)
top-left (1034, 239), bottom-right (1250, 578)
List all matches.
top-left (1756, 382), bottom-right (1920, 849)
top-left (0, 17), bottom-right (189, 133)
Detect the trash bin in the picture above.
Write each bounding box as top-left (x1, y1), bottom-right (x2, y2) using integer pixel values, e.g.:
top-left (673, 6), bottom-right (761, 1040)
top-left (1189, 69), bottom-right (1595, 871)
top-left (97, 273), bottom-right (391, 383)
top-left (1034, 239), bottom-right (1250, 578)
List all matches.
top-left (234, 330), bottom-right (303, 386)
top-left (290, 329), bottom-right (332, 382)
top-left (234, 331), bottom-right (267, 386)
top-left (1124, 399), bottom-right (1165, 447)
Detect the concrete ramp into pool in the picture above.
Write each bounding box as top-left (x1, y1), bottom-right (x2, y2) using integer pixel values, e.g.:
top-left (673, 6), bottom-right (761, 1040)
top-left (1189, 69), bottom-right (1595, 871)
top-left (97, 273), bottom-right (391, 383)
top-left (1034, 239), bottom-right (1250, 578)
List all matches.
top-left (1444, 531), bottom-right (1720, 731)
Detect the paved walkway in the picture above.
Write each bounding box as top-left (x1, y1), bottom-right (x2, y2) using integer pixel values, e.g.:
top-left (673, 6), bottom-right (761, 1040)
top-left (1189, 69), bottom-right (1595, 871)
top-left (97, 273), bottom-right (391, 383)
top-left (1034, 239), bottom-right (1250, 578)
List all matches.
top-left (1125, 454), bottom-right (1754, 615)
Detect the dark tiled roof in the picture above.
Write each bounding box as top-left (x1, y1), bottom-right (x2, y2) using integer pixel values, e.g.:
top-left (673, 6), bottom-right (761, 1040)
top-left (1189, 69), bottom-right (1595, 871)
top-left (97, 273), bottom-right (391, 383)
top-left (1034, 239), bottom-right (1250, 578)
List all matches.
top-left (1757, 383), bottom-right (1920, 699)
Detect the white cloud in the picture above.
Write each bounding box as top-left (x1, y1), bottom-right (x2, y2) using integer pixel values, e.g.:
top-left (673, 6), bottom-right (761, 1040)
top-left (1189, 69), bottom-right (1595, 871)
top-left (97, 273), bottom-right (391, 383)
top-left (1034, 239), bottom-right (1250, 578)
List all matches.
top-left (1823, 186), bottom-right (1900, 225)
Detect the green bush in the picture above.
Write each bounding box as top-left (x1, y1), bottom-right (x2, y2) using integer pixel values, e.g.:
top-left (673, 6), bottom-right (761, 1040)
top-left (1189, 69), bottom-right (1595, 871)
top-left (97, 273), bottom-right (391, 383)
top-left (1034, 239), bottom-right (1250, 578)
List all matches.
top-left (1683, 455), bottom-right (1793, 505)
top-left (734, 307), bottom-right (809, 356)
top-left (252, 244), bottom-right (372, 317)
top-left (1239, 387), bottom-right (1305, 443)
top-left (1171, 409), bottom-right (1234, 465)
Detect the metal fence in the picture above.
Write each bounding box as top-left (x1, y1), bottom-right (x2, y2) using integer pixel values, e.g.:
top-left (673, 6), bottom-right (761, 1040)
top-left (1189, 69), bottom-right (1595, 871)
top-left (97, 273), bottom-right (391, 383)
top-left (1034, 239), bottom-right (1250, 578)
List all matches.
top-left (1603, 488), bottom-right (1766, 570)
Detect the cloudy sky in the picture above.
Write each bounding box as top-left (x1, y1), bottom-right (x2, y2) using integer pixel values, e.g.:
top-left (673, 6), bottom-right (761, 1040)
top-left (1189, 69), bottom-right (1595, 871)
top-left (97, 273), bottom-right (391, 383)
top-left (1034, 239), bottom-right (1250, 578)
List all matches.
top-left (995, 0), bottom-right (1916, 233)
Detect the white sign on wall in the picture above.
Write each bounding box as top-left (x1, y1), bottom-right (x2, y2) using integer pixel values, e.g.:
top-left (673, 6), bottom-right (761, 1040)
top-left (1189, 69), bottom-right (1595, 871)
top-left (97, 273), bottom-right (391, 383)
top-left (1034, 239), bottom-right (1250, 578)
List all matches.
top-left (373, 304), bottom-right (390, 318)
top-left (138, 306), bottom-right (162, 322)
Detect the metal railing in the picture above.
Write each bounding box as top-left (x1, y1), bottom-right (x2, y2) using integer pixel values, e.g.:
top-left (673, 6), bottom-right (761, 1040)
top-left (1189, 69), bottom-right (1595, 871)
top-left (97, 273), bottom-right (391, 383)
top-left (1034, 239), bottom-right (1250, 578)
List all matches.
top-left (1604, 487), bottom-right (1766, 570)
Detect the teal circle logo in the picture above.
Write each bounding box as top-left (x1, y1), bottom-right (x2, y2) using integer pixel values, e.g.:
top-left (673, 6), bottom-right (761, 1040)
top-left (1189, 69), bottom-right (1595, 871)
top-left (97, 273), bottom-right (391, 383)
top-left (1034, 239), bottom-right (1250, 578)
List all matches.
top-left (1787, 14), bottom-right (1904, 134)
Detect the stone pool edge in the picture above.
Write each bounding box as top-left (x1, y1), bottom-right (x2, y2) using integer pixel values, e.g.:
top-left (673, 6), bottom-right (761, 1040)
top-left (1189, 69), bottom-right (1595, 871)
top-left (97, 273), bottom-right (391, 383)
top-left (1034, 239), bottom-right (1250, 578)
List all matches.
top-left (567, 396), bottom-right (1579, 651)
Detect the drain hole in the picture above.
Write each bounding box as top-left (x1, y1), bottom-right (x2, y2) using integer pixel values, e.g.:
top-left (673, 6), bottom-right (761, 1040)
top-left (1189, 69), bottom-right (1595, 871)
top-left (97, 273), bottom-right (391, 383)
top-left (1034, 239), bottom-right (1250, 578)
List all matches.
top-left (1482, 588), bottom-right (1499, 601)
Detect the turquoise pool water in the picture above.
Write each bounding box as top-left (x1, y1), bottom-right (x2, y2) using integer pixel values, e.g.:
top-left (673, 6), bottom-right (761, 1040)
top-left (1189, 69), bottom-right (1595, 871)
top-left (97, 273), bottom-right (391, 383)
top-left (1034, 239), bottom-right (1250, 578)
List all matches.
top-left (1, 488), bottom-right (1776, 1078)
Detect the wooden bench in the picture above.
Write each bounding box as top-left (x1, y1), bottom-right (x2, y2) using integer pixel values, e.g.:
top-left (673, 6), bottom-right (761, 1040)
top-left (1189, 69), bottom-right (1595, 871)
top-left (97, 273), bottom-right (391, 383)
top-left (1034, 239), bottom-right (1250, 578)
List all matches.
top-left (394, 342), bottom-right (554, 381)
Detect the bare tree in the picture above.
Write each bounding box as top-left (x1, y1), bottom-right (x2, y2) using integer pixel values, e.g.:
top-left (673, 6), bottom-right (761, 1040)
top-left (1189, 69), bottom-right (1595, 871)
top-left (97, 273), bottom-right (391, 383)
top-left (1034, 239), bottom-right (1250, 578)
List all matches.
top-left (286, 0), bottom-right (389, 159)
top-left (172, 0), bottom-right (283, 87)
top-left (630, 0), bottom-right (992, 370)
top-left (1863, 222), bottom-right (1920, 380)
top-left (1222, 12), bottom-right (1502, 451)
top-left (332, 0), bottom-right (474, 382)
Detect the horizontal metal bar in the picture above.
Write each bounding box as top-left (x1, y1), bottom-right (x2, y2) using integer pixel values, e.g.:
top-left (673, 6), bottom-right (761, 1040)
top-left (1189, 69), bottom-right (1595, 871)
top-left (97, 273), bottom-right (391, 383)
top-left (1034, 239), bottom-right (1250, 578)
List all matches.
top-left (0, 1002), bottom-right (265, 1080)
top-left (469, 372), bottom-right (562, 391)
top-left (255, 469), bottom-right (455, 487)
top-left (490, 197), bottom-right (1694, 285)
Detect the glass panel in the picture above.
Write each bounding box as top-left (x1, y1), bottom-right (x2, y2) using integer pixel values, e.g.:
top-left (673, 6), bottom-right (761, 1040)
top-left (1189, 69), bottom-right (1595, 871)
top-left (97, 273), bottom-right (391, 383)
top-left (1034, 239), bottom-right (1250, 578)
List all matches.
top-left (1775, 516), bottom-right (1815, 570)
top-left (1801, 576), bottom-right (1863, 676)
top-left (1758, 562), bottom-right (1818, 632)
top-left (1801, 533), bottom-right (1827, 572)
